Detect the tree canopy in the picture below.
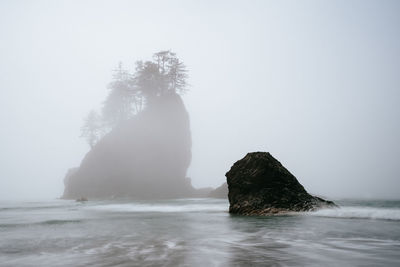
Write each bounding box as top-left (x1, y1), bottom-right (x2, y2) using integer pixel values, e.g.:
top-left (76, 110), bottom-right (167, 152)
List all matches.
top-left (80, 110), bottom-right (102, 148)
top-left (81, 50), bottom-right (188, 147)
top-left (102, 50), bottom-right (188, 128)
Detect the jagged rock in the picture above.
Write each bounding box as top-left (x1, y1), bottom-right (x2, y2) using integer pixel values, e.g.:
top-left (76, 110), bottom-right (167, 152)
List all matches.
top-left (226, 152), bottom-right (336, 215)
top-left (208, 182), bottom-right (228, 198)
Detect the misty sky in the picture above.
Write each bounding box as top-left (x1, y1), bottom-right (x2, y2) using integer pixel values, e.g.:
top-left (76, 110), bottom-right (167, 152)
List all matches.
top-left (0, 0), bottom-right (399, 200)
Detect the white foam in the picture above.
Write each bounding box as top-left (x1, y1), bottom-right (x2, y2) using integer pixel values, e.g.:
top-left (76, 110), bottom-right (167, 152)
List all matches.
top-left (308, 206), bottom-right (400, 221)
top-left (87, 203), bottom-right (228, 213)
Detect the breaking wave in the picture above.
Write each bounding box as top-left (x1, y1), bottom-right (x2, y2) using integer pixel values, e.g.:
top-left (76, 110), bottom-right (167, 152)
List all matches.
top-left (308, 206), bottom-right (400, 221)
top-left (87, 201), bottom-right (228, 213)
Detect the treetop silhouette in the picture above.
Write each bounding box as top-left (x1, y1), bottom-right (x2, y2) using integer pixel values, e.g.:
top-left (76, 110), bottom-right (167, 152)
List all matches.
top-left (81, 50), bottom-right (188, 147)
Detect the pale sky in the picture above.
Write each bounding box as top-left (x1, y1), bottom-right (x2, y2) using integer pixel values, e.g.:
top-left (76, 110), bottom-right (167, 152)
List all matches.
top-left (0, 0), bottom-right (399, 200)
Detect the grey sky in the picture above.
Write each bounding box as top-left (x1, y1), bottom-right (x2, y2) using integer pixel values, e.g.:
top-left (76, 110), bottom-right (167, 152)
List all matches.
top-left (0, 0), bottom-right (399, 200)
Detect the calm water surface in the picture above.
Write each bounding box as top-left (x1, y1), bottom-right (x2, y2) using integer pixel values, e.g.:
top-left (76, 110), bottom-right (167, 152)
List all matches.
top-left (1, 198), bottom-right (399, 266)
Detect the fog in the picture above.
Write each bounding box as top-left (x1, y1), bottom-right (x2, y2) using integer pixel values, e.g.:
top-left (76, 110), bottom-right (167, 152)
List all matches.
top-left (0, 0), bottom-right (399, 200)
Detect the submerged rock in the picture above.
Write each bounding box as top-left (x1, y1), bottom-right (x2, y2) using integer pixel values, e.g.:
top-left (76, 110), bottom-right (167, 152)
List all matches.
top-left (226, 152), bottom-right (336, 215)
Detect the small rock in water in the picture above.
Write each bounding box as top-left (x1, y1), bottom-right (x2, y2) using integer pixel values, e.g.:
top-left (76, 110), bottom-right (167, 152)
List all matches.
top-left (226, 152), bottom-right (336, 215)
top-left (76, 197), bottom-right (88, 202)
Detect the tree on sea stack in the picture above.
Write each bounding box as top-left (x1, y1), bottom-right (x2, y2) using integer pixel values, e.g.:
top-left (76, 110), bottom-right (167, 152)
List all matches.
top-left (80, 110), bottom-right (102, 148)
top-left (80, 50), bottom-right (188, 147)
top-left (135, 50), bottom-right (188, 99)
top-left (152, 50), bottom-right (188, 95)
top-left (102, 62), bottom-right (141, 128)
top-left (135, 60), bottom-right (165, 99)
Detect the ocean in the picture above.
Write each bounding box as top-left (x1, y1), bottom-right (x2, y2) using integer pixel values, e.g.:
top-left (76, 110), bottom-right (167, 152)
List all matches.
top-left (0, 198), bottom-right (399, 266)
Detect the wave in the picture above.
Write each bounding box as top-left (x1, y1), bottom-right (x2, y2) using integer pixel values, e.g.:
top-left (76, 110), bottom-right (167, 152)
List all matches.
top-left (0, 201), bottom-right (74, 212)
top-left (0, 219), bottom-right (82, 229)
top-left (40, 219), bottom-right (82, 225)
top-left (0, 206), bottom-right (66, 212)
top-left (87, 203), bottom-right (228, 213)
top-left (308, 206), bottom-right (400, 221)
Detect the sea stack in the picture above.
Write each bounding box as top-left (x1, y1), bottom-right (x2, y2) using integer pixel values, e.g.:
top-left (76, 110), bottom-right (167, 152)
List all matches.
top-left (226, 152), bottom-right (336, 215)
top-left (62, 93), bottom-right (196, 199)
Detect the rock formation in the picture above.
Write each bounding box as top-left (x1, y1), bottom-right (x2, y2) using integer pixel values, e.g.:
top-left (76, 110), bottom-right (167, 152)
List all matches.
top-left (208, 182), bottom-right (228, 198)
top-left (226, 152), bottom-right (336, 215)
top-left (62, 93), bottom-right (198, 199)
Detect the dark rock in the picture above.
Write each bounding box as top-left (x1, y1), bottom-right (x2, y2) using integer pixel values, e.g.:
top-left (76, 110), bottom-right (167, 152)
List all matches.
top-left (208, 182), bottom-right (228, 198)
top-left (76, 197), bottom-right (88, 202)
top-left (226, 152), bottom-right (336, 215)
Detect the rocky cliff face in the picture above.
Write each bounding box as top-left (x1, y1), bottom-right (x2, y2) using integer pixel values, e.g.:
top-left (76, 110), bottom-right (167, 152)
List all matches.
top-left (226, 152), bottom-right (335, 215)
top-left (63, 93), bottom-right (197, 199)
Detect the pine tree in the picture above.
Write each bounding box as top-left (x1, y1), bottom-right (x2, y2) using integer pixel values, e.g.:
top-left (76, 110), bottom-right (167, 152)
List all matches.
top-left (80, 110), bottom-right (102, 148)
top-left (102, 62), bottom-right (135, 128)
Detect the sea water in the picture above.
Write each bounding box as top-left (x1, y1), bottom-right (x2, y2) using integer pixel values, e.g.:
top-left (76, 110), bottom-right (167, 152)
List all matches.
top-left (0, 198), bottom-right (399, 266)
